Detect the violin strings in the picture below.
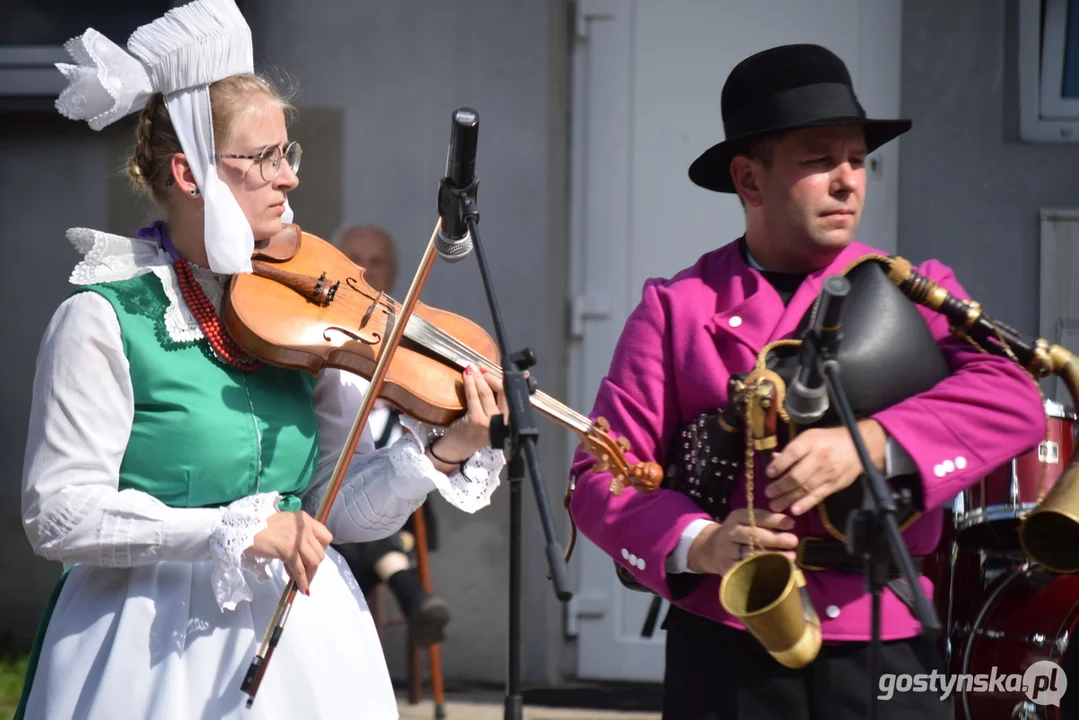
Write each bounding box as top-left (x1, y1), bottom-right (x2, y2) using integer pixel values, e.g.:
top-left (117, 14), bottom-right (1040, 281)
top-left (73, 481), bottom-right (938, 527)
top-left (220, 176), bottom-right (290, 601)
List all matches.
top-left (307, 287), bottom-right (594, 433)
top-left (385, 303), bottom-right (592, 433)
top-left (407, 316), bottom-right (592, 432)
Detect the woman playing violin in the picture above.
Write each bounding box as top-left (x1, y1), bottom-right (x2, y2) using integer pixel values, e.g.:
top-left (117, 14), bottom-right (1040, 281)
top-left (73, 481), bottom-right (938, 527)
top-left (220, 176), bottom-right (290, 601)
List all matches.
top-left (15, 2), bottom-right (506, 719)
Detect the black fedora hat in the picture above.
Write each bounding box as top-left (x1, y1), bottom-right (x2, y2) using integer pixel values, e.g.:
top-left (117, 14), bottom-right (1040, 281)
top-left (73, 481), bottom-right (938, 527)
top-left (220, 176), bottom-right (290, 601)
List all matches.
top-left (688, 44), bottom-right (911, 194)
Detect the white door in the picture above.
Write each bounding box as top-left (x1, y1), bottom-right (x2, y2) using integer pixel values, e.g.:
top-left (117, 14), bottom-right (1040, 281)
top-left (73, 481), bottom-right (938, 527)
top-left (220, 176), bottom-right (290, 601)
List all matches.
top-left (566, 0), bottom-right (904, 682)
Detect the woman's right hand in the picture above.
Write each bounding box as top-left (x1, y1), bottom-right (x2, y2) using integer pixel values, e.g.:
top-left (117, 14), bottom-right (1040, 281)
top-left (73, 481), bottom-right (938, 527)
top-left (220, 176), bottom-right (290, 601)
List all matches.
top-left (246, 511), bottom-right (334, 595)
top-left (685, 508), bottom-right (799, 576)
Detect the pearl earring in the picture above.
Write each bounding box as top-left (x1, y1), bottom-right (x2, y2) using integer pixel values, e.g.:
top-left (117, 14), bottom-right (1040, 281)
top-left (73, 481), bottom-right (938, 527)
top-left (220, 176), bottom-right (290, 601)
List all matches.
top-left (189, 188), bottom-right (199, 196)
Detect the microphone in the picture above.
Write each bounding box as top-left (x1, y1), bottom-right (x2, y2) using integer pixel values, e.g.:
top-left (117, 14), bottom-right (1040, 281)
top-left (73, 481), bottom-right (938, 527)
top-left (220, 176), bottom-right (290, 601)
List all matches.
top-left (436, 107), bottom-right (479, 263)
top-left (785, 275), bottom-right (850, 425)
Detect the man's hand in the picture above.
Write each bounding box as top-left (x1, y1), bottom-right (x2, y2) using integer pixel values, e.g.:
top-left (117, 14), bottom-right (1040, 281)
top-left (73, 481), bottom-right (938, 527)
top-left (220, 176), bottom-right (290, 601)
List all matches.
top-left (685, 509), bottom-right (798, 576)
top-left (764, 419), bottom-right (887, 516)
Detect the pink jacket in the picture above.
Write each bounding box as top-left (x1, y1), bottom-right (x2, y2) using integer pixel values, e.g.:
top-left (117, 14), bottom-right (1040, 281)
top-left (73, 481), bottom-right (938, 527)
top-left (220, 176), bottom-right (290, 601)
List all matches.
top-left (568, 238), bottom-right (1046, 641)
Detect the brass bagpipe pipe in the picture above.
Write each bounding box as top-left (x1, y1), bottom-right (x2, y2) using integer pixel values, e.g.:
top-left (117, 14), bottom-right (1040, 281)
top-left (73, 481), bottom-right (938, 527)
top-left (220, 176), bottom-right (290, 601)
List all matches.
top-left (718, 368), bottom-right (823, 670)
top-left (884, 256), bottom-right (1079, 573)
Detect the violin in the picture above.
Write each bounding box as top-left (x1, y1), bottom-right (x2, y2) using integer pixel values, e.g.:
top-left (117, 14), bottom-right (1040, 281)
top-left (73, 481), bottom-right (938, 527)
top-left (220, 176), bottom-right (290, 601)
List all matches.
top-left (222, 223), bottom-right (664, 518)
top-left (227, 222), bottom-right (663, 705)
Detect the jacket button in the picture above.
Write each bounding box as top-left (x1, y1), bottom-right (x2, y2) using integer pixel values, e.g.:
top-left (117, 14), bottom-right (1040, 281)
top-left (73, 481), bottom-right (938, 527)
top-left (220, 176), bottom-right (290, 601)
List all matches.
top-left (729, 316), bottom-right (742, 328)
top-left (826, 605), bottom-right (841, 619)
top-left (956, 456), bottom-right (967, 470)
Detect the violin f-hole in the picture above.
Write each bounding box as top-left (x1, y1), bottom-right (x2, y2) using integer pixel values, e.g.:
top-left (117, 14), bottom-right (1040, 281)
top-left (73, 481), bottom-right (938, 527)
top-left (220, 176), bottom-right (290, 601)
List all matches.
top-left (323, 326), bottom-right (382, 346)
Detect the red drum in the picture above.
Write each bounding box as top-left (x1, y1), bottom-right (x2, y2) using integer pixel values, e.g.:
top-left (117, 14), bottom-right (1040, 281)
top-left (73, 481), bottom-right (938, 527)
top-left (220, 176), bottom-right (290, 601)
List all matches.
top-left (956, 401), bottom-right (1077, 555)
top-left (950, 565), bottom-right (1079, 720)
top-left (924, 510), bottom-right (987, 664)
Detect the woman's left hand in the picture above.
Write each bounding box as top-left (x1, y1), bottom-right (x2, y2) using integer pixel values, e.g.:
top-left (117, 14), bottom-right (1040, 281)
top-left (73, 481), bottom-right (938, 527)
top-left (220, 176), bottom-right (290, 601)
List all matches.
top-left (427, 364), bottom-right (508, 472)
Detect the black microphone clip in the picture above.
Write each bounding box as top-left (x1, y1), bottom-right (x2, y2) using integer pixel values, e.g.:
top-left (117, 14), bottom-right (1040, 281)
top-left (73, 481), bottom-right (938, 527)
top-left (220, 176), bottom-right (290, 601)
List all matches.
top-left (785, 275), bottom-right (851, 425)
top-left (435, 107), bottom-right (480, 263)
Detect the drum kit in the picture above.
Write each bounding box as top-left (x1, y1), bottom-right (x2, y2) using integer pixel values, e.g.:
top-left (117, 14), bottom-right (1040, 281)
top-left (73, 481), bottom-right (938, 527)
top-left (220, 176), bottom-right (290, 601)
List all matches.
top-left (927, 399), bottom-right (1079, 719)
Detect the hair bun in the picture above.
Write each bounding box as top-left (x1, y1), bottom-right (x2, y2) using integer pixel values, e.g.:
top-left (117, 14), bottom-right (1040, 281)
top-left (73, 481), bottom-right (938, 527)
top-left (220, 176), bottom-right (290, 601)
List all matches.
top-left (127, 154), bottom-right (149, 188)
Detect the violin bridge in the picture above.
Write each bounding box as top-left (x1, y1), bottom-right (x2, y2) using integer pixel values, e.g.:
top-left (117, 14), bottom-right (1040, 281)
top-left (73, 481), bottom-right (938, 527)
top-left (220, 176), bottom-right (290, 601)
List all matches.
top-left (360, 291), bottom-right (385, 329)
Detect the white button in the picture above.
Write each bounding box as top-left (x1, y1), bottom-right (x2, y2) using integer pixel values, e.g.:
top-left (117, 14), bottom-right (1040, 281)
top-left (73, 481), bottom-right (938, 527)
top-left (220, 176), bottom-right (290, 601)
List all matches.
top-left (943, 460), bottom-right (955, 473)
top-left (637, 557), bottom-right (647, 570)
top-left (826, 605), bottom-right (840, 619)
top-left (621, 548), bottom-right (629, 560)
top-left (956, 456), bottom-right (967, 470)
top-left (628, 554), bottom-right (638, 565)
top-left (934, 464), bottom-right (946, 478)
top-left (729, 316), bottom-right (742, 328)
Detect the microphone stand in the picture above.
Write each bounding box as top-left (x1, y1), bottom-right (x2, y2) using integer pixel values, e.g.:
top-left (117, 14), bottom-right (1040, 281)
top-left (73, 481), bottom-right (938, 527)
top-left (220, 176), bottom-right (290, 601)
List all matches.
top-left (798, 326), bottom-right (941, 720)
top-left (438, 179), bottom-right (573, 720)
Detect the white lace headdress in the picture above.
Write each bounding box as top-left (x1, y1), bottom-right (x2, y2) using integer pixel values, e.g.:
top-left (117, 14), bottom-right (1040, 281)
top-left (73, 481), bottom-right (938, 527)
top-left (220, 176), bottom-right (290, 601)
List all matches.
top-left (54, 0), bottom-right (292, 275)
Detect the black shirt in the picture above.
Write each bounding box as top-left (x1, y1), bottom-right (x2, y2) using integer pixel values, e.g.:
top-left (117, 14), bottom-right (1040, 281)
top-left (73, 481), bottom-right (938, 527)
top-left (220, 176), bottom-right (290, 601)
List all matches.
top-left (737, 236), bottom-right (807, 307)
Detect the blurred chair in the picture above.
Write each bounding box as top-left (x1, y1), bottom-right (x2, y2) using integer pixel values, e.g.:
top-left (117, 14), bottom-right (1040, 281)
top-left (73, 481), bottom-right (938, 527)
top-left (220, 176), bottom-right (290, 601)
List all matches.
top-left (369, 507), bottom-right (446, 720)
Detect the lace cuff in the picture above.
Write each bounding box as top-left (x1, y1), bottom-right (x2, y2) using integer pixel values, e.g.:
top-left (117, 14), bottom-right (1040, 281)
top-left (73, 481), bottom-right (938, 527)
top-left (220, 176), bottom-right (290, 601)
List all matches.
top-left (399, 417), bottom-right (505, 514)
top-left (209, 492), bottom-right (281, 612)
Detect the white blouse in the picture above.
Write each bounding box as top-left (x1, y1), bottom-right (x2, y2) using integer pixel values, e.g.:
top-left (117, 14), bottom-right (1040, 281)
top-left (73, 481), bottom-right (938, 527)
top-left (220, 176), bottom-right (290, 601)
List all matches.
top-left (21, 228), bottom-right (505, 612)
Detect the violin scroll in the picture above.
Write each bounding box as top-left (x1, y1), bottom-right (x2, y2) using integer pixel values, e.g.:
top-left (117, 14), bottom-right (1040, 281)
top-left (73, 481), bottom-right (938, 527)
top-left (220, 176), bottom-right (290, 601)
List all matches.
top-left (582, 416), bottom-right (664, 496)
top-left (628, 459), bottom-right (665, 493)
top-left (557, 416), bottom-right (664, 568)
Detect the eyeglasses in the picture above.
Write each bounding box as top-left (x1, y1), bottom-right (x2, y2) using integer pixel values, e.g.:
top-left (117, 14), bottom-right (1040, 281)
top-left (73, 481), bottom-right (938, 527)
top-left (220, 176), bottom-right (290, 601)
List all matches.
top-left (215, 141), bottom-right (302, 182)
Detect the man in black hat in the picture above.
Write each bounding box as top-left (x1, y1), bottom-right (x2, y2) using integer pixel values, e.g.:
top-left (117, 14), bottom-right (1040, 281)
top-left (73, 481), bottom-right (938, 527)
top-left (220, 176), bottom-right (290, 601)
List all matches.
top-left (566, 44), bottom-right (1045, 719)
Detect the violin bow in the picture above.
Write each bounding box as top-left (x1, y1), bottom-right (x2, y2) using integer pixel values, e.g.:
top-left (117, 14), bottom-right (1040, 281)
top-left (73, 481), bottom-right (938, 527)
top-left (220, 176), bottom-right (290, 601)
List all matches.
top-left (240, 220), bottom-right (442, 707)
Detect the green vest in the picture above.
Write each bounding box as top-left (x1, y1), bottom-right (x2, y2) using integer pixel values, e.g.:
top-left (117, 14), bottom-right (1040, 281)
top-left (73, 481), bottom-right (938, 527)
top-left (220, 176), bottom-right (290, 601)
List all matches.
top-left (74, 270), bottom-right (319, 508)
top-left (14, 269), bottom-right (323, 720)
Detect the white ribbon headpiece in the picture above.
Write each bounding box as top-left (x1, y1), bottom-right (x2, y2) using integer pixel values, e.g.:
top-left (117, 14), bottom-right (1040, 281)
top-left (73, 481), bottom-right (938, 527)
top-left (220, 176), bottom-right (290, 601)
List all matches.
top-left (54, 0), bottom-right (292, 274)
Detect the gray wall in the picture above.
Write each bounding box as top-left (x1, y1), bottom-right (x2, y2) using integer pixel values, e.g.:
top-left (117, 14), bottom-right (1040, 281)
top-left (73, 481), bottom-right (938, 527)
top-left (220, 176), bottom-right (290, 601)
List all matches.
top-left (245, 0), bottom-right (571, 687)
top-left (898, 0), bottom-right (1079, 336)
top-left (0, 111), bottom-right (120, 650)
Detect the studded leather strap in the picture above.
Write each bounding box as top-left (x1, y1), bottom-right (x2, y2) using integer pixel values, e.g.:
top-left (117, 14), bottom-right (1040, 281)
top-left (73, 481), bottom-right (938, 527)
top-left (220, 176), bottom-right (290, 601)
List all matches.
top-left (664, 411), bottom-right (744, 520)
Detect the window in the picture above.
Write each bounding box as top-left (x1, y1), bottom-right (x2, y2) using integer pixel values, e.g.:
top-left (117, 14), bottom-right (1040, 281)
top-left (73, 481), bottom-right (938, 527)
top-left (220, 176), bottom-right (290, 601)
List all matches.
top-left (0, 1), bottom-right (184, 98)
top-left (1019, 0), bottom-right (1079, 142)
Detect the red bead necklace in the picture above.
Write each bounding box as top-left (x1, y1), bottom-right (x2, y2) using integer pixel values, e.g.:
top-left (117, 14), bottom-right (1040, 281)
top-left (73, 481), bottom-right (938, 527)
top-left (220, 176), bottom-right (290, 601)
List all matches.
top-left (172, 258), bottom-right (261, 372)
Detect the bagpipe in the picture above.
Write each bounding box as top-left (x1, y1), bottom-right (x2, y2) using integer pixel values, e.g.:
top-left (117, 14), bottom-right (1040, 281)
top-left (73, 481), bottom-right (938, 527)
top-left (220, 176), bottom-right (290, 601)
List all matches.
top-left (617, 251), bottom-right (1079, 669)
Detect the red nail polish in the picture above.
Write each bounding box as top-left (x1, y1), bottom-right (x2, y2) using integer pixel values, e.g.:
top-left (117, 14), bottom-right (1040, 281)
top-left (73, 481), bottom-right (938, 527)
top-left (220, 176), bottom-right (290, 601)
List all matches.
top-left (480, 367), bottom-right (488, 375)
top-left (465, 366), bottom-right (472, 375)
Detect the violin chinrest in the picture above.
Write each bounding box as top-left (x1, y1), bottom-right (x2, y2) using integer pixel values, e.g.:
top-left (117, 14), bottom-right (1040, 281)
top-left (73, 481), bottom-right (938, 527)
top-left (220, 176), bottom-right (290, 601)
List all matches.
top-left (253, 223), bottom-right (301, 263)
